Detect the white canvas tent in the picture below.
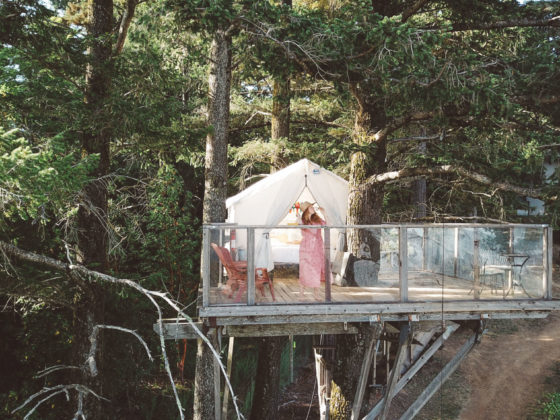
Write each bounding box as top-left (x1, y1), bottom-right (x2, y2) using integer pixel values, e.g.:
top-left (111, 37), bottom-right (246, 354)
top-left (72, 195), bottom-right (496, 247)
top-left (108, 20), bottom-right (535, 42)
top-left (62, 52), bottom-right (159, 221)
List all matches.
top-left (226, 159), bottom-right (349, 271)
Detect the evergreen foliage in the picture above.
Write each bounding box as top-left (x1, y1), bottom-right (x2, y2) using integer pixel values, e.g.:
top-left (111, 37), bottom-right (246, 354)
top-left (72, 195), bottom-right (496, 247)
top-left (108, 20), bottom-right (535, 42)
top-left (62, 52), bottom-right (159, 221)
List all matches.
top-left (1, 0), bottom-right (559, 417)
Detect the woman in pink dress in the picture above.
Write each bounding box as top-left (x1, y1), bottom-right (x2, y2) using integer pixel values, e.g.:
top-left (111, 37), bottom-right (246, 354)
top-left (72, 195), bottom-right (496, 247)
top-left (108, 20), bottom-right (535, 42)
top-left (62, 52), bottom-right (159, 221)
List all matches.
top-left (298, 201), bottom-right (328, 300)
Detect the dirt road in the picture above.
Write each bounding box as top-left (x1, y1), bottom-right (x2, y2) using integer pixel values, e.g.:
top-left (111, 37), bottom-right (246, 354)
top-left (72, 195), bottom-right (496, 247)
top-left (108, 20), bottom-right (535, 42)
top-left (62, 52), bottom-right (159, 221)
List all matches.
top-left (458, 312), bottom-right (560, 419)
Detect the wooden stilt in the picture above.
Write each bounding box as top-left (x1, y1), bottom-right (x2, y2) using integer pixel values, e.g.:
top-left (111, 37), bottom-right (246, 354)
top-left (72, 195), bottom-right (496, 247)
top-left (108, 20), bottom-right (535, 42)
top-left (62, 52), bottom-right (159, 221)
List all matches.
top-left (379, 324), bottom-right (410, 420)
top-left (399, 330), bottom-right (478, 419)
top-left (314, 348), bottom-right (328, 420)
top-left (385, 341), bottom-right (391, 386)
top-left (289, 335), bottom-right (294, 383)
top-left (351, 325), bottom-right (382, 419)
top-left (372, 340), bottom-right (378, 387)
top-left (213, 330), bottom-right (221, 420)
top-left (221, 336), bottom-right (234, 420)
top-left (362, 323), bottom-right (459, 420)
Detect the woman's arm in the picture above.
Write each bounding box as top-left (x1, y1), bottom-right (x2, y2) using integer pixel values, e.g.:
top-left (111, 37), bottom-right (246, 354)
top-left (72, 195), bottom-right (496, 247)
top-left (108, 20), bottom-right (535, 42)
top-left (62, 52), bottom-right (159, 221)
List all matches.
top-left (318, 207), bottom-right (328, 224)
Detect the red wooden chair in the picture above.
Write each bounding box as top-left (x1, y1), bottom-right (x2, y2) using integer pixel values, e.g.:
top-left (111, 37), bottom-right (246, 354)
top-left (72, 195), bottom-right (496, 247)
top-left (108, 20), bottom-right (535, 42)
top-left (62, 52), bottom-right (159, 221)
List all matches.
top-left (211, 243), bottom-right (275, 302)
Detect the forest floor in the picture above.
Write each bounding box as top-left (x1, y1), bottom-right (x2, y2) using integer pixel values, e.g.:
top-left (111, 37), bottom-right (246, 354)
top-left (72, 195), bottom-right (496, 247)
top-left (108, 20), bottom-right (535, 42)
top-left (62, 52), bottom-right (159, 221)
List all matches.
top-left (277, 268), bottom-right (560, 419)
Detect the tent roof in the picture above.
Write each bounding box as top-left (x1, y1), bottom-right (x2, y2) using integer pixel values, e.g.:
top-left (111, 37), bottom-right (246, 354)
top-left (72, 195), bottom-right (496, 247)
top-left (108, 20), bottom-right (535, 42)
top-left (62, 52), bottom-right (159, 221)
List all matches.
top-left (226, 159), bottom-right (349, 226)
top-left (226, 159), bottom-right (345, 206)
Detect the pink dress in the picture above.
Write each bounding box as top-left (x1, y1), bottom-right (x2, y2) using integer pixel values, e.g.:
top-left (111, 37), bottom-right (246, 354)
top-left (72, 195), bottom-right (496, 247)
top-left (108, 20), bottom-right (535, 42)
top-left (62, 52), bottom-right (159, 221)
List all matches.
top-left (299, 219), bottom-right (328, 287)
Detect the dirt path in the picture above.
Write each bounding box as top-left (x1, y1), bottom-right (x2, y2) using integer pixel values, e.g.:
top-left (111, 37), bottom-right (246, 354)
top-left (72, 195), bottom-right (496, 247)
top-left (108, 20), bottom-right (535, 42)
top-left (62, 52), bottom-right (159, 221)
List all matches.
top-left (458, 312), bottom-right (560, 419)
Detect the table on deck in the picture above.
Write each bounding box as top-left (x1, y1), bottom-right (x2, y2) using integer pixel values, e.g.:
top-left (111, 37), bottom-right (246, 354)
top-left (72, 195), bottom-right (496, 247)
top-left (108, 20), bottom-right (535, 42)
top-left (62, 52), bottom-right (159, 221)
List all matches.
top-left (501, 253), bottom-right (530, 297)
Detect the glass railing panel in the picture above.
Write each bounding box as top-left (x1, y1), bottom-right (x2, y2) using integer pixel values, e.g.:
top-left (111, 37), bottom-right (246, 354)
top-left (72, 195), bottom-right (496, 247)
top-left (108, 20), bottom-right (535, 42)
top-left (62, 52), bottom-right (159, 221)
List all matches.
top-left (203, 223), bottom-right (549, 307)
top-left (510, 227), bottom-right (545, 299)
top-left (330, 227), bottom-right (399, 303)
top-left (409, 227), bottom-right (441, 302)
top-left (207, 226), bottom-right (248, 306)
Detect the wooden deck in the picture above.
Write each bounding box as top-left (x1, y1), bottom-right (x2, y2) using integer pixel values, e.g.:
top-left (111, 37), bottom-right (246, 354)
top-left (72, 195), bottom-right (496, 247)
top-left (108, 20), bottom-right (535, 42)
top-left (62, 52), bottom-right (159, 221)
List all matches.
top-left (208, 270), bottom-right (541, 306)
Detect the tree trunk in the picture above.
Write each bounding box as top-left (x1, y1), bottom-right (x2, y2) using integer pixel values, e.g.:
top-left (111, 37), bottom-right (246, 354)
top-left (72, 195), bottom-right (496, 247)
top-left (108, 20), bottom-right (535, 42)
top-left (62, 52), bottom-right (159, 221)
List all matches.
top-left (270, 77), bottom-right (290, 170)
top-left (250, 336), bottom-right (288, 420)
top-left (334, 87), bottom-right (388, 417)
top-left (195, 24), bottom-right (232, 420)
top-left (74, 0), bottom-right (114, 416)
top-left (346, 86), bottom-right (387, 254)
top-left (331, 325), bottom-right (380, 419)
top-left (251, 8), bottom-right (292, 412)
top-left (201, 28), bottom-right (232, 224)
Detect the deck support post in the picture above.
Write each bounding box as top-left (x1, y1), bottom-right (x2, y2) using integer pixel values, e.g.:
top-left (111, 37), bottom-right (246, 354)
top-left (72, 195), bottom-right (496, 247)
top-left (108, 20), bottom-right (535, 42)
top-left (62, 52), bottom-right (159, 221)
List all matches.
top-left (289, 335), bottom-right (294, 383)
top-left (350, 324), bottom-right (383, 419)
top-left (379, 324), bottom-right (410, 420)
top-left (399, 329), bottom-right (479, 419)
top-left (213, 329), bottom-right (222, 420)
top-left (363, 322), bottom-right (459, 420)
top-left (221, 336), bottom-right (235, 420)
top-left (314, 346), bottom-right (332, 420)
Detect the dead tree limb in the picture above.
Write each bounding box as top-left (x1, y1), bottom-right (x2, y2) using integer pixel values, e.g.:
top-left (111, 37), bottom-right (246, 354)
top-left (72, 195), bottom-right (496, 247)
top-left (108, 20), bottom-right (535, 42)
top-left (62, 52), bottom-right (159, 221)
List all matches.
top-left (1, 240), bottom-right (243, 420)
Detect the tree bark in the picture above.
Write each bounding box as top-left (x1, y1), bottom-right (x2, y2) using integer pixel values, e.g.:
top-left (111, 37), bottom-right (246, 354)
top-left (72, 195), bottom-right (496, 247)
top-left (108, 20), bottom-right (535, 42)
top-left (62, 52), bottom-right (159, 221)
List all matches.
top-left (202, 28), bottom-right (232, 225)
top-left (73, 0), bottom-right (114, 415)
top-left (334, 86), bottom-right (388, 417)
top-left (195, 23), bottom-right (232, 420)
top-left (250, 336), bottom-right (288, 420)
top-left (346, 85), bottom-right (387, 254)
top-left (331, 324), bottom-right (380, 419)
top-left (251, 2), bottom-right (291, 410)
top-left (270, 76), bottom-right (290, 170)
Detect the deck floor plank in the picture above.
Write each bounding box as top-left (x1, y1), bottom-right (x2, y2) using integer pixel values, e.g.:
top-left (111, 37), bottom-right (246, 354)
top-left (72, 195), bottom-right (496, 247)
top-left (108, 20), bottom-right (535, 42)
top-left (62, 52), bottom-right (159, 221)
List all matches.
top-left (209, 270), bottom-right (542, 306)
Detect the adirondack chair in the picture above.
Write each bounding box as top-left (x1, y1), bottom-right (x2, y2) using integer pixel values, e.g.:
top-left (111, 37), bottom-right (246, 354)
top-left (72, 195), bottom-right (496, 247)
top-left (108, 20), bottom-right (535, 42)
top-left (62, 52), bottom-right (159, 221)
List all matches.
top-left (211, 243), bottom-right (275, 302)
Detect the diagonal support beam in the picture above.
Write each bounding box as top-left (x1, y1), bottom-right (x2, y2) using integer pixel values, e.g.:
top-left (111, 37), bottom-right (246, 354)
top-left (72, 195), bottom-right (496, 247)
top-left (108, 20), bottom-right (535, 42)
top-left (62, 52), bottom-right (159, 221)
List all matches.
top-left (399, 330), bottom-right (478, 419)
top-left (351, 324), bottom-right (383, 420)
top-left (379, 324), bottom-right (411, 420)
top-left (362, 323), bottom-right (459, 420)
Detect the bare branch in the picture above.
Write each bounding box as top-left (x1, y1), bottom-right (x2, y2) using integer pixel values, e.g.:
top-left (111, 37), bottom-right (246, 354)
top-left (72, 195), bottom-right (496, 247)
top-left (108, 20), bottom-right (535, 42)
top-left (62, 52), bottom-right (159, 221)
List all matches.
top-left (87, 325), bottom-right (153, 377)
top-left (402, 0), bottom-right (430, 23)
top-left (365, 165), bottom-right (544, 199)
top-left (12, 384), bottom-right (108, 419)
top-left (114, 0), bottom-right (139, 56)
top-left (538, 143), bottom-right (560, 150)
top-left (374, 111), bottom-right (436, 142)
top-left (423, 15), bottom-right (560, 32)
top-left (0, 241), bottom-right (244, 420)
top-left (35, 365), bottom-right (81, 379)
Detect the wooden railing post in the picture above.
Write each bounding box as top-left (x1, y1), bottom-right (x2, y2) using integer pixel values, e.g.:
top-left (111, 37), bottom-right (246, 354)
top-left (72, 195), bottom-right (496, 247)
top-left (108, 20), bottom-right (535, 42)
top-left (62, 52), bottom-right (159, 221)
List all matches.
top-left (202, 226), bottom-right (210, 307)
top-left (473, 229), bottom-right (480, 300)
top-left (399, 227), bottom-right (408, 302)
top-left (324, 226), bottom-right (331, 302)
top-left (453, 228), bottom-right (459, 277)
top-left (422, 228), bottom-right (428, 271)
top-left (545, 226), bottom-right (553, 300)
top-left (247, 227), bottom-right (255, 305)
